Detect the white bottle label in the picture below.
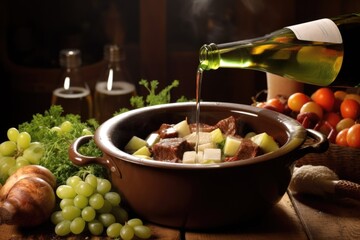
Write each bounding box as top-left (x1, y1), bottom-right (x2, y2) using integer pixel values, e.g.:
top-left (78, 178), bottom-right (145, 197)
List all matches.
top-left (286, 18), bottom-right (342, 44)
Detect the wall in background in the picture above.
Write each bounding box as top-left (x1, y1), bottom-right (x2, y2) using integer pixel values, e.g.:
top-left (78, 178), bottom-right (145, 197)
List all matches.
top-left (1, 0), bottom-right (360, 140)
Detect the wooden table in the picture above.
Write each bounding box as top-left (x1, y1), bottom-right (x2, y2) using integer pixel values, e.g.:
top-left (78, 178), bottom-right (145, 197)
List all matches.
top-left (1, 190), bottom-right (359, 240)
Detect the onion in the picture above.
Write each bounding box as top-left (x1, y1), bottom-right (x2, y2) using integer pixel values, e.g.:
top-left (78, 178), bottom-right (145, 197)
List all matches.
top-left (0, 165), bottom-right (56, 227)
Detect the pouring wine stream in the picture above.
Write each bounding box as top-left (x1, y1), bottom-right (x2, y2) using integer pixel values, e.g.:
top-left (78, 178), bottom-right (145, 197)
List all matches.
top-left (194, 66), bottom-right (204, 162)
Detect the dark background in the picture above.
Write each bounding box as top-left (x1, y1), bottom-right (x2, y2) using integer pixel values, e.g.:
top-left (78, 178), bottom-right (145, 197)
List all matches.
top-left (1, 0), bottom-right (360, 140)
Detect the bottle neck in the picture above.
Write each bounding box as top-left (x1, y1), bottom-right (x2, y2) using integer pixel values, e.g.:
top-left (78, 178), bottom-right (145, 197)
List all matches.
top-left (59, 67), bottom-right (88, 89)
top-left (199, 34), bottom-right (273, 70)
top-left (199, 43), bottom-right (220, 70)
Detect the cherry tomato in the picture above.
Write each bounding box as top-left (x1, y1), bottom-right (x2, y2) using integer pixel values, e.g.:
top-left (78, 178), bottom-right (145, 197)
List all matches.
top-left (266, 98), bottom-right (285, 113)
top-left (346, 123), bottom-right (360, 148)
top-left (334, 90), bottom-right (347, 101)
top-left (340, 98), bottom-right (360, 120)
top-left (300, 101), bottom-right (323, 120)
top-left (344, 93), bottom-right (360, 105)
top-left (336, 118), bottom-right (355, 132)
top-left (335, 128), bottom-right (349, 146)
top-left (255, 102), bottom-right (266, 108)
top-left (287, 92), bottom-right (310, 112)
top-left (311, 87), bottom-right (335, 112)
top-left (323, 112), bottom-right (341, 128)
top-left (333, 90), bottom-right (347, 112)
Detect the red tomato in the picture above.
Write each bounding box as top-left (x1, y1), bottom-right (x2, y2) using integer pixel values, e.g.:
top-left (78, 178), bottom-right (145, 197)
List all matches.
top-left (311, 87), bottom-right (335, 112)
top-left (287, 92), bottom-right (310, 112)
top-left (334, 90), bottom-right (347, 101)
top-left (266, 98), bottom-right (285, 113)
top-left (333, 90), bottom-right (347, 112)
top-left (335, 128), bottom-right (349, 146)
top-left (323, 112), bottom-right (341, 128)
top-left (346, 124), bottom-right (360, 148)
top-left (340, 98), bottom-right (360, 120)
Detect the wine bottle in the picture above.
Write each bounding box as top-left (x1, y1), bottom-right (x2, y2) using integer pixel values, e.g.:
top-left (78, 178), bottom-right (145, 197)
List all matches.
top-left (94, 44), bottom-right (136, 123)
top-left (51, 49), bottom-right (93, 120)
top-left (199, 13), bottom-right (360, 88)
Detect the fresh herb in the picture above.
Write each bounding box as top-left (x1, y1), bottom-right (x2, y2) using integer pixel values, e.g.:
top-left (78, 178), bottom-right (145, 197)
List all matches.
top-left (115, 79), bottom-right (191, 115)
top-left (18, 105), bottom-right (106, 185)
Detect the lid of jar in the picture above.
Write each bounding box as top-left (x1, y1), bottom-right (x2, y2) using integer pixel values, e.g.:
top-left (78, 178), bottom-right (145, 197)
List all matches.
top-left (59, 49), bottom-right (82, 68)
top-left (104, 44), bottom-right (124, 62)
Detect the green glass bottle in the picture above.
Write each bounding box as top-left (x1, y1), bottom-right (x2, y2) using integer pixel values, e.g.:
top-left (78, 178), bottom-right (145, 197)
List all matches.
top-left (199, 13), bottom-right (360, 87)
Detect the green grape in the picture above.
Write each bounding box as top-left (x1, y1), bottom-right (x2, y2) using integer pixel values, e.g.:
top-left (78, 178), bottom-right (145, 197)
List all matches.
top-left (74, 181), bottom-right (94, 197)
top-left (134, 225), bottom-right (152, 239)
top-left (51, 211), bottom-right (64, 225)
top-left (97, 199), bottom-right (112, 214)
top-left (73, 194), bottom-right (88, 209)
top-left (60, 121), bottom-right (73, 133)
top-left (22, 142), bottom-right (44, 164)
top-left (0, 141), bottom-right (17, 156)
top-left (60, 199), bottom-right (74, 210)
top-left (7, 165), bottom-right (17, 176)
top-left (17, 131), bottom-right (31, 150)
top-left (50, 126), bottom-right (62, 135)
top-left (81, 206), bottom-right (96, 222)
top-left (96, 178), bottom-right (112, 195)
top-left (106, 223), bottom-right (122, 238)
top-left (82, 128), bottom-right (92, 136)
top-left (56, 185), bottom-right (77, 199)
top-left (15, 156), bottom-right (30, 168)
top-left (0, 156), bottom-right (16, 176)
top-left (85, 174), bottom-right (97, 188)
top-left (127, 218), bottom-right (143, 227)
top-left (66, 175), bottom-right (82, 188)
top-left (88, 220), bottom-right (104, 236)
top-left (55, 220), bottom-right (71, 236)
top-left (89, 193), bottom-right (105, 210)
top-left (111, 206), bottom-right (129, 224)
top-left (120, 224), bottom-right (135, 240)
top-left (70, 217), bottom-right (86, 235)
top-left (104, 191), bottom-right (121, 206)
top-left (7, 127), bottom-right (19, 142)
top-left (62, 205), bottom-right (81, 220)
top-left (98, 213), bottom-right (116, 227)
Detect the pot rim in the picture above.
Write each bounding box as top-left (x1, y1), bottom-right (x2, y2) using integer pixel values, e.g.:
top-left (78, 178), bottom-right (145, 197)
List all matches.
top-left (95, 101), bottom-right (307, 169)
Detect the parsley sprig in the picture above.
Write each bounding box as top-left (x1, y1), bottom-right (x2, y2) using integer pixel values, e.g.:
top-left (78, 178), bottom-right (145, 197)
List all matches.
top-left (18, 106), bottom-right (106, 185)
top-left (116, 79), bottom-right (190, 114)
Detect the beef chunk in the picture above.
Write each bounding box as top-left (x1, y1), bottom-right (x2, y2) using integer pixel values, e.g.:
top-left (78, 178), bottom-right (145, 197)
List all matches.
top-left (215, 116), bottom-right (237, 136)
top-left (152, 138), bottom-right (194, 163)
top-left (157, 123), bottom-right (178, 139)
top-left (225, 138), bottom-right (260, 162)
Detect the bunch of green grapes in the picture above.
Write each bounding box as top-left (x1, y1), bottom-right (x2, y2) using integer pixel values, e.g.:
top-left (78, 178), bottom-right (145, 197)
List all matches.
top-left (52, 174), bottom-right (151, 239)
top-left (0, 127), bottom-right (44, 183)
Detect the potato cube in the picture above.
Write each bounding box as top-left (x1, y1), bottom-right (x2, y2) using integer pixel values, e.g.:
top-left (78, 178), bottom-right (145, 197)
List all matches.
top-left (250, 132), bottom-right (279, 153)
top-left (210, 128), bottom-right (224, 144)
top-left (223, 136), bottom-right (242, 156)
top-left (132, 146), bottom-right (151, 157)
top-left (174, 119), bottom-right (191, 137)
top-left (203, 148), bottom-right (222, 163)
top-left (146, 133), bottom-right (160, 147)
top-left (124, 136), bottom-right (147, 153)
top-left (183, 151), bottom-right (203, 164)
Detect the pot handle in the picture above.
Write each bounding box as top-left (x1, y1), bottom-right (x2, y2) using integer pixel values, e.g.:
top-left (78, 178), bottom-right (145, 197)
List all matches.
top-left (294, 128), bottom-right (329, 160)
top-left (68, 135), bottom-right (121, 177)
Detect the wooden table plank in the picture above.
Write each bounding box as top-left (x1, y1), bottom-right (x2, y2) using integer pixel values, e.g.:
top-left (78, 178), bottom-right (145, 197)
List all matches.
top-left (289, 190), bottom-right (360, 240)
top-left (0, 223), bottom-right (181, 240)
top-left (185, 193), bottom-right (308, 240)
